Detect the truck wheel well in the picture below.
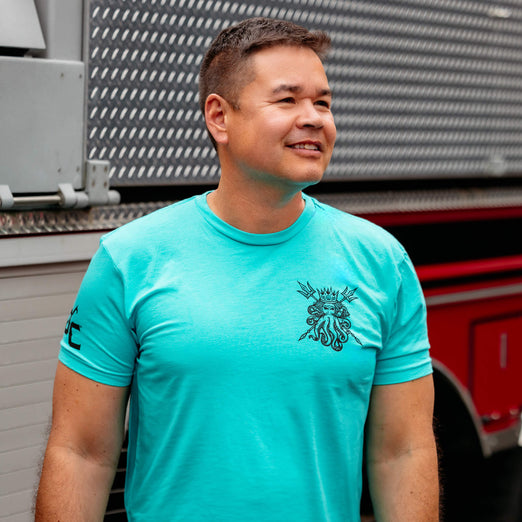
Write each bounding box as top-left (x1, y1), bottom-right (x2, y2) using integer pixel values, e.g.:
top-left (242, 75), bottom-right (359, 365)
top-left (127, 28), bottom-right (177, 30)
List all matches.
top-left (433, 368), bottom-right (482, 458)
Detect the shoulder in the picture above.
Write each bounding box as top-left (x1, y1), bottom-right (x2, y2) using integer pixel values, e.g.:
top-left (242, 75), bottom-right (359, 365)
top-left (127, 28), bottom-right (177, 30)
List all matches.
top-left (310, 195), bottom-right (392, 237)
top-left (308, 195), bottom-right (407, 262)
top-left (95, 196), bottom-right (201, 274)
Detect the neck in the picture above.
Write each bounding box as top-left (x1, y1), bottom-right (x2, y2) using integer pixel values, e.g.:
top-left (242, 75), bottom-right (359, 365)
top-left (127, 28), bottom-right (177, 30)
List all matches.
top-left (207, 178), bottom-right (306, 234)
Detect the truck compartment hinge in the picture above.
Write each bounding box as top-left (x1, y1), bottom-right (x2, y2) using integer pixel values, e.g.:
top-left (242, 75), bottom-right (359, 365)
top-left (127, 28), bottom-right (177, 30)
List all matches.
top-left (0, 160), bottom-right (120, 210)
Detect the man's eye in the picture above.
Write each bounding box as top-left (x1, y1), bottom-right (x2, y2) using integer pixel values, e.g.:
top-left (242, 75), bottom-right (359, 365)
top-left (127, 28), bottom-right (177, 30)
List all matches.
top-left (279, 97), bottom-right (295, 103)
top-left (315, 100), bottom-right (331, 108)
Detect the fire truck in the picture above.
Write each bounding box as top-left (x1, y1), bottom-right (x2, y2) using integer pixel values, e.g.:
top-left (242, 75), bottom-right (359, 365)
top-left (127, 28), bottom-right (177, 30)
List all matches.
top-left (1, 1), bottom-right (521, 520)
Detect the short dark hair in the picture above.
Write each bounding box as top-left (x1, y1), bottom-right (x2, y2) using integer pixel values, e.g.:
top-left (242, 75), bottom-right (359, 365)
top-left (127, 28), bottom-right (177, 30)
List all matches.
top-left (199, 17), bottom-right (331, 147)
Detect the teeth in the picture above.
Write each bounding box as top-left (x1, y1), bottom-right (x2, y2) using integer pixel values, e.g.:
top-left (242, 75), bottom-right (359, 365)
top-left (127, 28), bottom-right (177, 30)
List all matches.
top-left (291, 144), bottom-right (319, 150)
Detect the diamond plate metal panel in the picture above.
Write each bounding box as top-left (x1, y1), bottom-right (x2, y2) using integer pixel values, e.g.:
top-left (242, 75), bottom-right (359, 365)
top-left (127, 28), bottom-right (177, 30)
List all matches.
top-left (4, 186), bottom-right (522, 236)
top-left (86, 0), bottom-right (522, 185)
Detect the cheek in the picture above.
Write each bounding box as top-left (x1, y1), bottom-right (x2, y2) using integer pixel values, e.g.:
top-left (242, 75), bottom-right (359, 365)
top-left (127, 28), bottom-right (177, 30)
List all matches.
top-left (262, 110), bottom-right (295, 137)
top-left (325, 116), bottom-right (337, 145)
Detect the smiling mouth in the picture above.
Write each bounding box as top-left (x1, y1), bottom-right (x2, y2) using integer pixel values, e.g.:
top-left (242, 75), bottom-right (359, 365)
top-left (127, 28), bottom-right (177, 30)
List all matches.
top-left (288, 143), bottom-right (321, 151)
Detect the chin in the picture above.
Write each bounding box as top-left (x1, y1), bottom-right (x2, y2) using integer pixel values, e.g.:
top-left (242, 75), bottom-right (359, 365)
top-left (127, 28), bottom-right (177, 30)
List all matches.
top-left (295, 169), bottom-right (326, 185)
top-left (300, 173), bottom-right (323, 186)
top-left (254, 166), bottom-right (326, 190)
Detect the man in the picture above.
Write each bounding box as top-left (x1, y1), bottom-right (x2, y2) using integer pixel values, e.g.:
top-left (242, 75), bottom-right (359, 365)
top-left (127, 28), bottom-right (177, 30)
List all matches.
top-left (36, 17), bottom-right (439, 521)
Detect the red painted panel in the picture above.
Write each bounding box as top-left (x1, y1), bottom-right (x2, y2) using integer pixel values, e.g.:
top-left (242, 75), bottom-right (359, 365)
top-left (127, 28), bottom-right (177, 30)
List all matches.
top-left (472, 315), bottom-right (522, 431)
top-left (427, 301), bottom-right (474, 389)
top-left (363, 206), bottom-right (522, 227)
top-left (425, 282), bottom-right (522, 433)
top-left (417, 254), bottom-right (522, 283)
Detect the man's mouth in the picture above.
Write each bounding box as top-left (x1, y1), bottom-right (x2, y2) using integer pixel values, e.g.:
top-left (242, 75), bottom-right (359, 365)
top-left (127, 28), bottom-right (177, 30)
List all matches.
top-left (288, 143), bottom-right (322, 151)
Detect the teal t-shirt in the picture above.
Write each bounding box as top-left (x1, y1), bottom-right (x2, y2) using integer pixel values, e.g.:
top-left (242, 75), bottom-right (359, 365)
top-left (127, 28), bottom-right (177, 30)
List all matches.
top-left (59, 193), bottom-right (432, 521)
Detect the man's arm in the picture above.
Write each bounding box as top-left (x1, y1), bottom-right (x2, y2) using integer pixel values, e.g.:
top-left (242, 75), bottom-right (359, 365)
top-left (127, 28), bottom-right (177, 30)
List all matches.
top-left (35, 362), bottom-right (129, 521)
top-left (365, 374), bottom-right (439, 521)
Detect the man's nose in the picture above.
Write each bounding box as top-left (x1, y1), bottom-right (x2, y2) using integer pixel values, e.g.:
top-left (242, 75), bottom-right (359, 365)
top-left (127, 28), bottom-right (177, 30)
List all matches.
top-left (296, 100), bottom-right (324, 128)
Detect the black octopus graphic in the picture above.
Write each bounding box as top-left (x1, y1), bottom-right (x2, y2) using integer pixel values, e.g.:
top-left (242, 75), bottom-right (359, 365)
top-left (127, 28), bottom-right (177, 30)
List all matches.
top-left (298, 281), bottom-right (362, 351)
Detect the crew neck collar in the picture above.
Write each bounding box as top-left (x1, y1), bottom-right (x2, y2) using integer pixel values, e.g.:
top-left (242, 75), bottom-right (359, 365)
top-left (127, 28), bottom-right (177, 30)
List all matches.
top-left (195, 191), bottom-right (315, 246)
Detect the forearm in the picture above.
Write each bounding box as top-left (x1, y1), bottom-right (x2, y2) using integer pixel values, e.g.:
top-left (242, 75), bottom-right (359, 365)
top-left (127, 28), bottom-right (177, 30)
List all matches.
top-left (367, 442), bottom-right (439, 522)
top-left (35, 443), bottom-right (118, 521)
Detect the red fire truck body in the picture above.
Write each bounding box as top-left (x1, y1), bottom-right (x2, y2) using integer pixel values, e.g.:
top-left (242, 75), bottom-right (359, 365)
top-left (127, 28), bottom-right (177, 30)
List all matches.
top-left (424, 256), bottom-right (522, 440)
top-left (360, 209), bottom-right (522, 455)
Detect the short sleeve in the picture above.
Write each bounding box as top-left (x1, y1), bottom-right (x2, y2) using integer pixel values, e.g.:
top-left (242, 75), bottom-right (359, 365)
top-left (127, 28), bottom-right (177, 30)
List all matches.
top-left (59, 242), bottom-right (138, 386)
top-left (373, 253), bottom-right (432, 385)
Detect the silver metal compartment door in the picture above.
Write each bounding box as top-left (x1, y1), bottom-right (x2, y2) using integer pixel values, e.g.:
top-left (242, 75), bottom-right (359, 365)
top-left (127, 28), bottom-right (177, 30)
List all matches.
top-left (0, 57), bottom-right (85, 194)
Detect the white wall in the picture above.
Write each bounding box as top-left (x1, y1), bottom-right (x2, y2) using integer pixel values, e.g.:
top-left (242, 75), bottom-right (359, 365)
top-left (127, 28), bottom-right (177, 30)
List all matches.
top-left (0, 233), bottom-right (101, 521)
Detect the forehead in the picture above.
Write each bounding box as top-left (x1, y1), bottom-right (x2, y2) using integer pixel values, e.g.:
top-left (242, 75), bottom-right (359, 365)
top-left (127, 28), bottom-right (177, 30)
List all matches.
top-left (246, 45), bottom-right (329, 91)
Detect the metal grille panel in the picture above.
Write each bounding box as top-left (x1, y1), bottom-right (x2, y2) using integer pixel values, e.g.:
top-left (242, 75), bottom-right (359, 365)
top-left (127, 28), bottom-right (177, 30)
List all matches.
top-left (87, 0), bottom-right (522, 185)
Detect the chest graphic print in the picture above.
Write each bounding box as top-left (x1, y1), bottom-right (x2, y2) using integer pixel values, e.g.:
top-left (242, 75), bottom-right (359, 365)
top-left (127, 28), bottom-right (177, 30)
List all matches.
top-left (297, 281), bottom-right (362, 351)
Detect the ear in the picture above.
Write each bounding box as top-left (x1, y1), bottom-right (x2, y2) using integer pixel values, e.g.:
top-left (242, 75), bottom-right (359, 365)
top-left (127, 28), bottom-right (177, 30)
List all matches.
top-left (204, 94), bottom-right (231, 146)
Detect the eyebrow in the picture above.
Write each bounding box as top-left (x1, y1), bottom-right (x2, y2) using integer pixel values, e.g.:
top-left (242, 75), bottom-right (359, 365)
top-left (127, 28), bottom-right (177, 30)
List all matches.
top-left (272, 84), bottom-right (332, 97)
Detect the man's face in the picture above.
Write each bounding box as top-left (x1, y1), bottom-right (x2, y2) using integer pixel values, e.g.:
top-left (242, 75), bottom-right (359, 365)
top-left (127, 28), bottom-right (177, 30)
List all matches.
top-left (222, 45), bottom-right (336, 190)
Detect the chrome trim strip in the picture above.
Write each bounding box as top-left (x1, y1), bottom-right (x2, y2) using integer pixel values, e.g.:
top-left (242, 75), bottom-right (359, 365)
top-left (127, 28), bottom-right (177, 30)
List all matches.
top-left (318, 187), bottom-right (522, 215)
top-left (426, 283), bottom-right (522, 307)
top-left (0, 201), bottom-right (170, 236)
